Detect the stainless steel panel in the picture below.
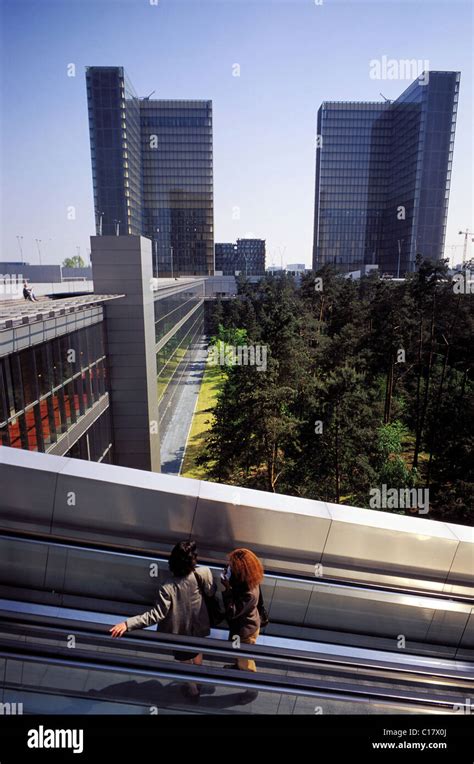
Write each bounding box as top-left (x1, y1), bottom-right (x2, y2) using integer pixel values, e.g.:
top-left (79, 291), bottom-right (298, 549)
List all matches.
top-left (42, 545), bottom-right (68, 593)
top-left (0, 537), bottom-right (48, 589)
top-left (304, 585), bottom-right (436, 642)
top-left (316, 569), bottom-right (449, 595)
top-left (61, 549), bottom-right (169, 605)
top-left (426, 609), bottom-right (471, 647)
top-left (0, 448), bottom-right (68, 533)
top-left (0, 535), bottom-right (219, 612)
top-left (322, 502), bottom-right (459, 585)
top-left (444, 524), bottom-right (474, 597)
top-left (1, 448), bottom-right (472, 602)
top-left (193, 480), bottom-right (331, 562)
top-left (51, 460), bottom-right (200, 549)
top-left (4, 658), bottom-right (24, 685)
top-left (260, 578), bottom-right (277, 617)
top-left (458, 609), bottom-right (474, 650)
top-left (276, 694), bottom-right (297, 714)
top-left (268, 578), bottom-right (313, 624)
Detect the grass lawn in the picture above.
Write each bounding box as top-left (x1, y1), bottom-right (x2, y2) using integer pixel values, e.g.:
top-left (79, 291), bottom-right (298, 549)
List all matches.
top-left (180, 360), bottom-right (226, 479)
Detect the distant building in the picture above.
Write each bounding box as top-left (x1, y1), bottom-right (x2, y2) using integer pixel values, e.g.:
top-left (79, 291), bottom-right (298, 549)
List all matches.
top-left (286, 263), bottom-right (306, 274)
top-left (215, 238), bottom-right (265, 276)
top-left (86, 66), bottom-right (214, 277)
top-left (214, 243), bottom-right (236, 276)
top-left (0, 262), bottom-right (92, 284)
top-left (312, 71), bottom-right (460, 275)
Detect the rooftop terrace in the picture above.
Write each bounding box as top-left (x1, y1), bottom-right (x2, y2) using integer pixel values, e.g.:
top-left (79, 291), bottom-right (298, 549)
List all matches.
top-left (0, 294), bottom-right (124, 332)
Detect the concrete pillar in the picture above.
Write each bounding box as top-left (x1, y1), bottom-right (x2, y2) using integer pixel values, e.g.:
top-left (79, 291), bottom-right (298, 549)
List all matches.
top-left (90, 236), bottom-right (160, 472)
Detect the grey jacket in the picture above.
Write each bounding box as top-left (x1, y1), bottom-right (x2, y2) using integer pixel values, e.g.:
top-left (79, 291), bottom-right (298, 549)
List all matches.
top-left (125, 566), bottom-right (216, 637)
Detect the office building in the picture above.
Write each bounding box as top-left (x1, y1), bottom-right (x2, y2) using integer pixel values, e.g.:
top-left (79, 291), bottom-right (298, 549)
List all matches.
top-left (0, 236), bottom-right (205, 472)
top-left (86, 66), bottom-right (214, 277)
top-left (215, 238), bottom-right (265, 276)
top-left (0, 294), bottom-right (116, 462)
top-left (312, 71), bottom-right (460, 275)
top-left (214, 243), bottom-right (236, 275)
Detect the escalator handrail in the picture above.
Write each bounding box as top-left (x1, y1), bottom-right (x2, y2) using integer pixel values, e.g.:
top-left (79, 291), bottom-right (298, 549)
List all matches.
top-left (0, 642), bottom-right (468, 710)
top-left (1, 608), bottom-right (473, 682)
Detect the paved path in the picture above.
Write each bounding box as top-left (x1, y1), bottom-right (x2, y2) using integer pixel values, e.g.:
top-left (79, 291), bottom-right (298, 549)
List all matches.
top-left (160, 337), bottom-right (208, 474)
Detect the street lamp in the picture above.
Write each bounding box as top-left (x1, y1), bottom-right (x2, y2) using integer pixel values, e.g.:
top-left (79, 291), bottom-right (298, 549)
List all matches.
top-left (113, 220), bottom-right (121, 236)
top-left (170, 245), bottom-right (174, 279)
top-left (98, 211), bottom-right (105, 236)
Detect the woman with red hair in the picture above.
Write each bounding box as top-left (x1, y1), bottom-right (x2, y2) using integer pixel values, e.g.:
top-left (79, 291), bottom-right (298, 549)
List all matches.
top-left (221, 548), bottom-right (264, 672)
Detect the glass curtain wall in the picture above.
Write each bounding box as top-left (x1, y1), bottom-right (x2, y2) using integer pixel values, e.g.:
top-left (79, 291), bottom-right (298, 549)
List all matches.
top-left (0, 323), bottom-right (109, 455)
top-left (141, 101), bottom-right (214, 277)
top-left (154, 283), bottom-right (205, 417)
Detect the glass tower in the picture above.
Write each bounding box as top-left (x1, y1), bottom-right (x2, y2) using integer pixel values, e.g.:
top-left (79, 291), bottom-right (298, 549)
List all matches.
top-left (312, 72), bottom-right (460, 275)
top-left (215, 239), bottom-right (266, 276)
top-left (86, 67), bottom-right (143, 237)
top-left (140, 100), bottom-right (213, 277)
top-left (86, 67), bottom-right (214, 276)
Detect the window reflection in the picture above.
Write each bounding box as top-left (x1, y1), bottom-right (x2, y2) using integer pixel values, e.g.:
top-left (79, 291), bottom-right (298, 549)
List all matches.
top-left (0, 323), bottom-right (109, 458)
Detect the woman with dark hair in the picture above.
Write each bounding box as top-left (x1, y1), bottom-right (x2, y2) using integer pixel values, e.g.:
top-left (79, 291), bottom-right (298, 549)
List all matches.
top-left (221, 547), bottom-right (264, 672)
top-left (110, 540), bottom-right (216, 693)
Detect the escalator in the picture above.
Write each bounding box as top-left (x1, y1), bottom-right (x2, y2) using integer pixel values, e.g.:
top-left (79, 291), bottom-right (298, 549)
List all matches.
top-left (1, 605), bottom-right (472, 715)
top-left (1, 530), bottom-right (472, 661)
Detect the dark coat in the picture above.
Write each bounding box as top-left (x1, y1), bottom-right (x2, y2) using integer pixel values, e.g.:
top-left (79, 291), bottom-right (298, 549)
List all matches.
top-left (222, 578), bottom-right (260, 638)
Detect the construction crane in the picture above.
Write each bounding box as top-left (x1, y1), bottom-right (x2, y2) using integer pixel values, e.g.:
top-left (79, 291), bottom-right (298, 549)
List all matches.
top-left (458, 228), bottom-right (474, 265)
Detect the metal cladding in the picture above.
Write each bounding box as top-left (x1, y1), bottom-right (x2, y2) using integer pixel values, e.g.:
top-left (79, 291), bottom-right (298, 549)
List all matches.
top-left (1, 446), bottom-right (473, 659)
top-left (0, 446), bottom-right (472, 595)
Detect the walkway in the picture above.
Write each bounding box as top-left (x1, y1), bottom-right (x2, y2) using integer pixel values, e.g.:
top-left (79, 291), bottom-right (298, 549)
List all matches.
top-left (160, 337), bottom-right (208, 474)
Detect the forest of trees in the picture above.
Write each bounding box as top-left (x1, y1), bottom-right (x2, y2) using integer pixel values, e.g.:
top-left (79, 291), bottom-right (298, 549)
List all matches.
top-left (198, 258), bottom-right (473, 525)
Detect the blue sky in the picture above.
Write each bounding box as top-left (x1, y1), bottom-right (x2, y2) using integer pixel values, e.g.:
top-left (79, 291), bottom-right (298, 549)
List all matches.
top-left (0, 0), bottom-right (472, 268)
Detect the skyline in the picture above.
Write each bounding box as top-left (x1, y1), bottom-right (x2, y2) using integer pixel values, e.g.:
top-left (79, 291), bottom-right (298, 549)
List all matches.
top-left (1, 0), bottom-right (473, 268)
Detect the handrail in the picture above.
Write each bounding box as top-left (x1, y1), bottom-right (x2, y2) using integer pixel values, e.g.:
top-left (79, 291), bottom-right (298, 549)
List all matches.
top-left (1, 610), bottom-right (473, 682)
top-left (0, 642), bottom-right (467, 709)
